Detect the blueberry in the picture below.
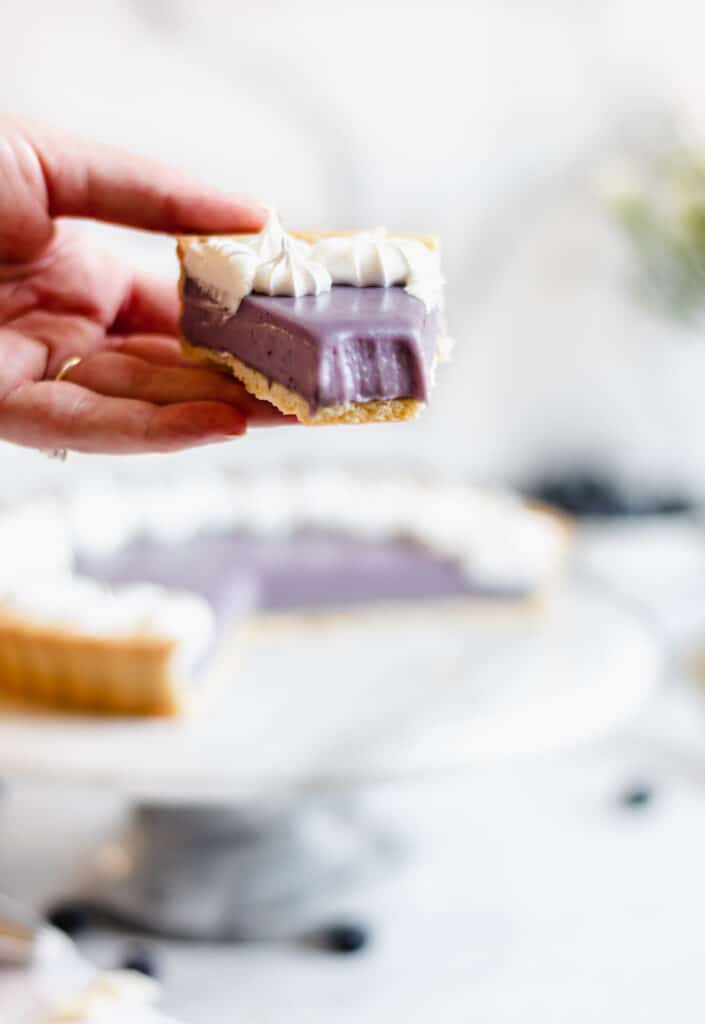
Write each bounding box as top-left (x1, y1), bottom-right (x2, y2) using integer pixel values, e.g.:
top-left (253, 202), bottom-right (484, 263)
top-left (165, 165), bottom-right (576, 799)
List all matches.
top-left (528, 470), bottom-right (694, 519)
top-left (643, 494), bottom-right (694, 516)
top-left (322, 922), bottom-right (369, 954)
top-left (528, 472), bottom-right (629, 518)
top-left (620, 783), bottom-right (654, 809)
top-left (46, 903), bottom-right (90, 937)
top-left (120, 944), bottom-right (159, 979)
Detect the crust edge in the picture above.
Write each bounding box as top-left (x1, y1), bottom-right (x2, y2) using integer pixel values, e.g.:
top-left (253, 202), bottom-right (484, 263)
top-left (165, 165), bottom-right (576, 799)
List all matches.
top-left (0, 612), bottom-right (179, 716)
top-left (180, 338), bottom-right (423, 426)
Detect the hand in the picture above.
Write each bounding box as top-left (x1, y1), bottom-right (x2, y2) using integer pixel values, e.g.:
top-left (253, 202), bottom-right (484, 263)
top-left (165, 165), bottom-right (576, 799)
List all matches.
top-left (0, 114), bottom-right (288, 455)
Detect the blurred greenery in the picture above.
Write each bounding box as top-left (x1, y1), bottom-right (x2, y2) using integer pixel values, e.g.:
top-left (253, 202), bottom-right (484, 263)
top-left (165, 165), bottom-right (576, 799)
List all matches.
top-left (607, 149), bottom-right (705, 323)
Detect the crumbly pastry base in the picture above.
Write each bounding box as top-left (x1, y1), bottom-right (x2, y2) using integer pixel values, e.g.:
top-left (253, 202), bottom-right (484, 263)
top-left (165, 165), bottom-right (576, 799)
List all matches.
top-left (0, 611), bottom-right (179, 716)
top-left (0, 591), bottom-right (553, 718)
top-left (180, 339), bottom-right (422, 426)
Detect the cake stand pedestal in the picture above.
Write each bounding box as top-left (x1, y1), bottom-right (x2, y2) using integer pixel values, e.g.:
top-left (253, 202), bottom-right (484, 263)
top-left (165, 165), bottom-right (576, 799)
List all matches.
top-left (0, 581), bottom-right (660, 939)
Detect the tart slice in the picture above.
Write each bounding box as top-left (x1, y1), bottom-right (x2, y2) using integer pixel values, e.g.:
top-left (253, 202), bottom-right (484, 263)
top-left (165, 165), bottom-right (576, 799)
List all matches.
top-left (177, 213), bottom-right (449, 425)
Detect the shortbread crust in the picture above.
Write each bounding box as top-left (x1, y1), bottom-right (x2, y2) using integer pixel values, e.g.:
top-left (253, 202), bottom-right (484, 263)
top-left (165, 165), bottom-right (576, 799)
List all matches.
top-left (0, 610), bottom-right (178, 716)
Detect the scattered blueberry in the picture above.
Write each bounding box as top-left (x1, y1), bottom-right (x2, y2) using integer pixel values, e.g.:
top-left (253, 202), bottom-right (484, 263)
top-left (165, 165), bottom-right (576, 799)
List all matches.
top-left (46, 903), bottom-right (91, 938)
top-left (620, 783), bottom-right (654, 809)
top-left (527, 470), bottom-right (694, 519)
top-left (120, 944), bottom-right (160, 979)
top-left (321, 921), bottom-right (369, 954)
top-left (649, 493), bottom-right (695, 516)
top-left (528, 472), bottom-right (629, 518)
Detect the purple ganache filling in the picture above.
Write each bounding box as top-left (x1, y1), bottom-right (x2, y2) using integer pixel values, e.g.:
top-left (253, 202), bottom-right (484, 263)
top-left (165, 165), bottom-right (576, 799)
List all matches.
top-left (180, 278), bottom-right (440, 411)
top-left (77, 529), bottom-right (522, 634)
top-left (77, 529), bottom-right (524, 677)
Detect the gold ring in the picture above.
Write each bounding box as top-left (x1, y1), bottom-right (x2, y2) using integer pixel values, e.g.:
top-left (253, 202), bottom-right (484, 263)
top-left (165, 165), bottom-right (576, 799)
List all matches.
top-left (54, 355), bottom-right (83, 383)
top-left (40, 356), bottom-right (84, 461)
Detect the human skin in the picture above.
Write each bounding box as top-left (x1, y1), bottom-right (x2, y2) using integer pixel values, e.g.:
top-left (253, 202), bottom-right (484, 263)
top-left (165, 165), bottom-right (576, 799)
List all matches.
top-left (0, 114), bottom-right (291, 455)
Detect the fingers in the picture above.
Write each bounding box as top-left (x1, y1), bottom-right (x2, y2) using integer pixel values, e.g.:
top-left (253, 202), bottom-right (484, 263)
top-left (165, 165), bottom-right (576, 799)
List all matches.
top-left (8, 310), bottom-right (111, 380)
top-left (0, 119), bottom-right (51, 262)
top-left (0, 379), bottom-right (248, 455)
top-left (112, 274), bottom-right (180, 336)
top-left (0, 115), bottom-right (266, 263)
top-left (65, 350), bottom-right (255, 406)
top-left (0, 327), bottom-right (48, 400)
top-left (108, 339), bottom-right (299, 423)
top-left (28, 118), bottom-right (267, 234)
top-left (117, 335), bottom-right (192, 368)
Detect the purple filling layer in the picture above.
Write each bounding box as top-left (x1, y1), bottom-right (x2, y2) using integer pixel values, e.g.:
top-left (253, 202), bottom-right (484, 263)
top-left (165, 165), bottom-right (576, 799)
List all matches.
top-left (180, 279), bottom-right (440, 411)
top-left (77, 530), bottom-right (522, 633)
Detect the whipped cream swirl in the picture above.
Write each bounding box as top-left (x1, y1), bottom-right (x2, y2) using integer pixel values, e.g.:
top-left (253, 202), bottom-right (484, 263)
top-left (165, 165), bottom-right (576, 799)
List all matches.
top-left (253, 235), bottom-right (332, 298)
top-left (182, 211), bottom-right (442, 313)
top-left (182, 238), bottom-right (258, 313)
top-left (311, 232), bottom-right (442, 310)
top-left (1, 577), bottom-right (216, 680)
top-left (239, 206), bottom-right (286, 260)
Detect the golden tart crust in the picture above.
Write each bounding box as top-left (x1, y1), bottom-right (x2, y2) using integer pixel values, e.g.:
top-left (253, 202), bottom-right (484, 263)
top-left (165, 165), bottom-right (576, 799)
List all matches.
top-left (0, 608), bottom-right (178, 716)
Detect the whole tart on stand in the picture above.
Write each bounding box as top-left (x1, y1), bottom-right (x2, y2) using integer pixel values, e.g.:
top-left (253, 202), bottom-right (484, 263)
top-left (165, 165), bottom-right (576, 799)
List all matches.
top-left (0, 472), bottom-right (570, 717)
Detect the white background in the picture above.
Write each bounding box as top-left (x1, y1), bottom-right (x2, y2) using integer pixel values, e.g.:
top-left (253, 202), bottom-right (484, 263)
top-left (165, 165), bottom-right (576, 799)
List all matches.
top-left (4, 5), bottom-right (705, 1022)
top-left (4, 0), bottom-right (705, 496)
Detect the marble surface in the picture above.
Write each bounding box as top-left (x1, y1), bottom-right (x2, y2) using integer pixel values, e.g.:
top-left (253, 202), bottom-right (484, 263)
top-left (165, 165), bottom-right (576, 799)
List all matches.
top-left (0, 462), bottom-right (697, 997)
top-left (2, 679), bottom-right (705, 1024)
top-left (1, 519), bottom-right (705, 1021)
top-left (0, 581), bottom-right (659, 800)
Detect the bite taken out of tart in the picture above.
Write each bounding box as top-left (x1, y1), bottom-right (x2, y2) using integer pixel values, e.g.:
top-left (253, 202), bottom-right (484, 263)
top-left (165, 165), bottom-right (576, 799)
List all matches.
top-left (177, 212), bottom-right (451, 425)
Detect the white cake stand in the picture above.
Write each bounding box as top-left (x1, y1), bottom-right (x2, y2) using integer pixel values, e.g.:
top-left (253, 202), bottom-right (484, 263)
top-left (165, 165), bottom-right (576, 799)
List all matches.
top-left (0, 580), bottom-right (660, 939)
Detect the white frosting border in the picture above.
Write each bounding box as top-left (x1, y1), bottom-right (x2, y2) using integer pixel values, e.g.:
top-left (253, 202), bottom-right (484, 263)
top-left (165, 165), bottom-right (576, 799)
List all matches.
top-left (181, 210), bottom-right (444, 314)
top-left (0, 473), bottom-right (568, 674)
